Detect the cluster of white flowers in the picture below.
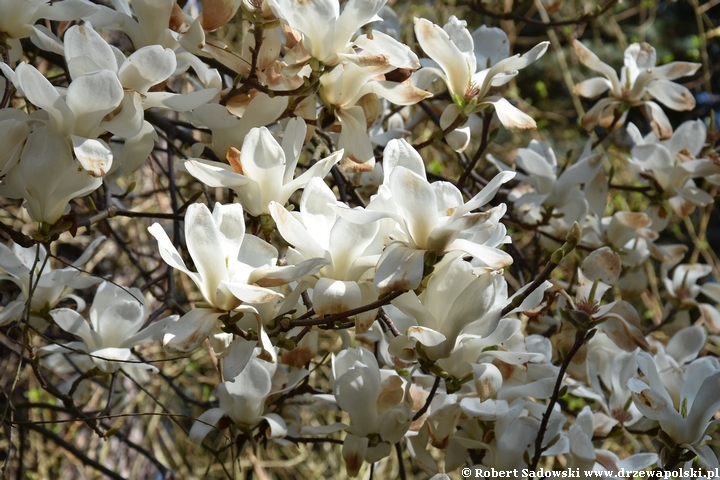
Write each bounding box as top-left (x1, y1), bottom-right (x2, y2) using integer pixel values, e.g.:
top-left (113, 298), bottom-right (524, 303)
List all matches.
top-left (1, 0), bottom-right (719, 478)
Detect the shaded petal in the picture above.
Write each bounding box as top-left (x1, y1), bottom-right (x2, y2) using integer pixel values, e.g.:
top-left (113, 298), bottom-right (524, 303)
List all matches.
top-left (188, 408), bottom-right (226, 444)
top-left (374, 243), bottom-right (425, 295)
top-left (572, 77), bottom-right (611, 99)
top-left (646, 80), bottom-right (696, 111)
top-left (337, 107), bottom-right (374, 172)
top-left (313, 278), bottom-right (362, 315)
top-left (119, 45), bottom-right (176, 93)
top-left (641, 101), bottom-right (673, 140)
top-left (163, 308), bottom-right (224, 353)
top-left (89, 347), bottom-right (132, 373)
top-left (66, 69), bottom-right (123, 138)
top-left (51, 308), bottom-right (100, 348)
top-left (572, 40), bottom-right (620, 93)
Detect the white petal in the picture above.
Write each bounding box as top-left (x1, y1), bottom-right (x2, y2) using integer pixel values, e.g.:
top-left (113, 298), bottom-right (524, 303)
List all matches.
top-left (482, 95), bottom-right (536, 131)
top-left (646, 80), bottom-right (696, 111)
top-left (64, 23), bottom-right (117, 79)
top-left (414, 17), bottom-right (470, 99)
top-left (51, 308), bottom-right (100, 347)
top-left (163, 308), bottom-right (224, 353)
top-left (118, 45), bottom-right (176, 93)
top-left (268, 201), bottom-right (326, 259)
top-left (15, 63), bottom-right (73, 134)
top-left (572, 77), bottom-right (611, 98)
top-left (188, 408), bottom-right (226, 444)
top-left (72, 135), bottom-right (113, 177)
top-left (389, 166), bottom-right (438, 248)
top-left (571, 40), bottom-right (621, 94)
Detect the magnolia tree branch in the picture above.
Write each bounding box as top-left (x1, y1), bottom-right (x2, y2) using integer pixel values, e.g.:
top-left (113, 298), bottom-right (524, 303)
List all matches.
top-left (530, 328), bottom-right (590, 469)
top-left (501, 222), bottom-right (582, 316)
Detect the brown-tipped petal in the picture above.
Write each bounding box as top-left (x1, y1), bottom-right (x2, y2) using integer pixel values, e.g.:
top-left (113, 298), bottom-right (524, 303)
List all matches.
top-left (201, 0), bottom-right (242, 31)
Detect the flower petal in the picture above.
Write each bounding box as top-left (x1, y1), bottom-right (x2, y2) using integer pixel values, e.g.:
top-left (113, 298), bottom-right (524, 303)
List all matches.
top-left (163, 308), bottom-right (224, 353)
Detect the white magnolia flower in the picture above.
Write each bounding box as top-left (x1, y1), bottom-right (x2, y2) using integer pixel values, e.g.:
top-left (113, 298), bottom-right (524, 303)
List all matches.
top-left (0, 0), bottom-right (96, 62)
top-left (186, 120), bottom-right (342, 216)
top-left (372, 140), bottom-right (514, 295)
top-left (45, 281), bottom-right (175, 373)
top-left (149, 202), bottom-right (327, 352)
top-left (0, 126), bottom-right (102, 224)
top-left (387, 253), bottom-right (501, 361)
top-left (629, 352), bottom-right (720, 469)
top-left (63, 23), bottom-right (218, 140)
top-left (269, 177), bottom-right (385, 330)
top-left (331, 347), bottom-right (412, 477)
top-left (571, 334), bottom-right (643, 436)
top-left (0, 238), bottom-right (104, 326)
top-left (572, 41), bottom-right (700, 139)
top-left (627, 120), bottom-right (720, 217)
top-left (662, 263), bottom-right (720, 333)
top-left (490, 140), bottom-right (604, 224)
top-left (188, 333), bottom-right (304, 444)
top-left (0, 60), bottom-right (129, 176)
top-left (267, 0), bottom-right (391, 67)
top-left (319, 60), bottom-right (431, 171)
top-left (414, 16), bottom-right (548, 131)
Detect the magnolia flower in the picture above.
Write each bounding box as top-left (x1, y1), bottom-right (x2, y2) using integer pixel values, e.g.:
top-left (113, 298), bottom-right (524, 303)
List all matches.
top-left (186, 120), bottom-right (342, 216)
top-left (414, 16), bottom-right (548, 131)
top-left (45, 282), bottom-right (175, 373)
top-left (319, 60), bottom-right (431, 171)
top-left (148, 202), bottom-right (326, 352)
top-left (63, 23), bottom-right (218, 139)
top-left (489, 140), bottom-right (604, 224)
top-left (387, 253), bottom-right (501, 361)
top-left (629, 352), bottom-right (720, 469)
top-left (627, 120), bottom-right (720, 217)
top-left (371, 140), bottom-right (514, 295)
top-left (188, 334), bottom-right (302, 444)
top-left (269, 177), bottom-right (385, 330)
top-left (0, 126), bottom-right (102, 224)
top-left (572, 41), bottom-right (700, 139)
top-left (662, 263), bottom-right (720, 333)
top-left (0, 0), bottom-right (96, 62)
top-left (0, 61), bottom-right (128, 176)
top-left (560, 247), bottom-right (649, 352)
top-left (0, 238), bottom-right (103, 326)
top-left (267, 0), bottom-right (392, 67)
top-left (571, 334), bottom-right (643, 436)
top-left (331, 347), bottom-right (412, 477)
